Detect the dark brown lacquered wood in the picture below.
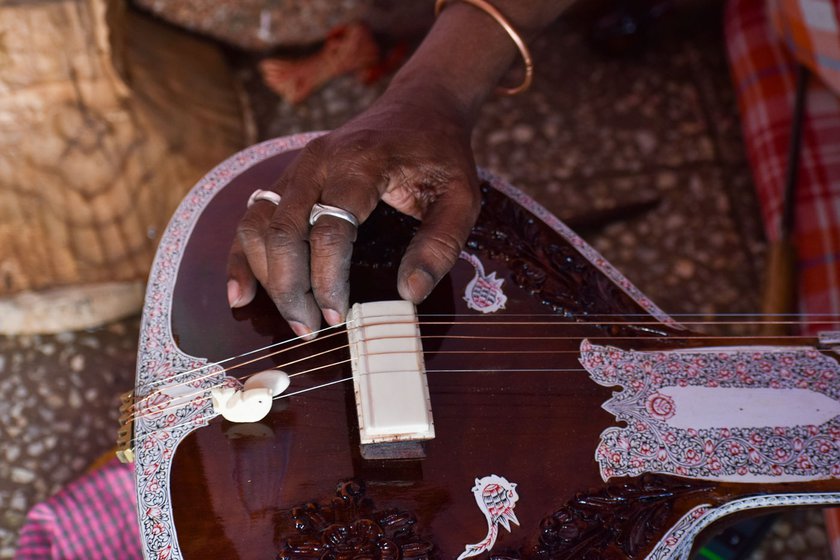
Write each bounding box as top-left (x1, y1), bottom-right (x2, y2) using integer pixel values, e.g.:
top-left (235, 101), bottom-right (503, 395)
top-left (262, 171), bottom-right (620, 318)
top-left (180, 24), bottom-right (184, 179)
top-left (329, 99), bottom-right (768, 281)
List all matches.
top-left (164, 152), bottom-right (840, 560)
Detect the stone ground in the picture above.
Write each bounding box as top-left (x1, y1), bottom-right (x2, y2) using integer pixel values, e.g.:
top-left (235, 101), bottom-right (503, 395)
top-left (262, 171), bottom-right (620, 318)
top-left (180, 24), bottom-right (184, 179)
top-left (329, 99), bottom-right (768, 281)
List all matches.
top-left (0, 1), bottom-right (835, 558)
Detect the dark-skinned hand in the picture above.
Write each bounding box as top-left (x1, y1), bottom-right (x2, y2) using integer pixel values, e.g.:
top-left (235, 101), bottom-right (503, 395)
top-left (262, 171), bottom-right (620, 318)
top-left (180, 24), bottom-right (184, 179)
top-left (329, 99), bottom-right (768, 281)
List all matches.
top-left (226, 87), bottom-right (480, 339)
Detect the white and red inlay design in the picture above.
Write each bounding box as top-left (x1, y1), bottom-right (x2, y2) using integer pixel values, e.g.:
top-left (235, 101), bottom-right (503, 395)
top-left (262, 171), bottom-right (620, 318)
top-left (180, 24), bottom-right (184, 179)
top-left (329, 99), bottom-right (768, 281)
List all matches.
top-left (460, 251), bottom-right (507, 313)
top-left (458, 475), bottom-right (520, 560)
top-left (133, 133), bottom-right (683, 559)
top-left (580, 340), bottom-right (840, 483)
top-left (645, 492), bottom-right (840, 560)
top-left (133, 134), bottom-right (322, 560)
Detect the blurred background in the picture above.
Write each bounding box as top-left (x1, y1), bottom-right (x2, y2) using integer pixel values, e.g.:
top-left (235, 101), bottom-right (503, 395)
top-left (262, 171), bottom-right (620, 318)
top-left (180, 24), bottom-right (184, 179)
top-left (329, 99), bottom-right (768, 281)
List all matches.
top-left (0, 0), bottom-right (837, 558)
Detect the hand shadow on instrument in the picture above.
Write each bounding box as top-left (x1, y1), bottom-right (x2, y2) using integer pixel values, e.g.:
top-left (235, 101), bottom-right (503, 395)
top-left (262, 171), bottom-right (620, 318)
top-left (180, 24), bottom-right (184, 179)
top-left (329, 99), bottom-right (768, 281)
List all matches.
top-left (230, 286), bottom-right (292, 342)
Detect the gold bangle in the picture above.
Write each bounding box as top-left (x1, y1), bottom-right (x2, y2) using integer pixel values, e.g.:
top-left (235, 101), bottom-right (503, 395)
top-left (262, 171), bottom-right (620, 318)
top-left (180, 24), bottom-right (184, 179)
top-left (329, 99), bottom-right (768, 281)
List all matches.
top-left (434, 0), bottom-right (533, 96)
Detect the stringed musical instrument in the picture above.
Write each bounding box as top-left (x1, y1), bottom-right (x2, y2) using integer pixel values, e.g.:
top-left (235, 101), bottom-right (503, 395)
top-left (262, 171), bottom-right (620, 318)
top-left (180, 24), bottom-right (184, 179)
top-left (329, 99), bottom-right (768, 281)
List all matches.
top-left (118, 133), bottom-right (840, 560)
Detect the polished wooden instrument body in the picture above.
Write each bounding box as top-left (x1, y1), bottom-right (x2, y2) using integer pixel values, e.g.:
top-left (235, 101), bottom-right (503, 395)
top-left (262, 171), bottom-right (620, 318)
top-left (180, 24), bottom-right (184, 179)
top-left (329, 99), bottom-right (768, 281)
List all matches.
top-left (133, 136), bottom-right (840, 560)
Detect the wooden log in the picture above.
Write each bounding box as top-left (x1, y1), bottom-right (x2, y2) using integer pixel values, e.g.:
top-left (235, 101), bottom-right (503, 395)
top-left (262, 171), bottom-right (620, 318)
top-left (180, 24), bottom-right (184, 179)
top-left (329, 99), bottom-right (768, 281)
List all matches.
top-left (0, 0), bottom-right (252, 333)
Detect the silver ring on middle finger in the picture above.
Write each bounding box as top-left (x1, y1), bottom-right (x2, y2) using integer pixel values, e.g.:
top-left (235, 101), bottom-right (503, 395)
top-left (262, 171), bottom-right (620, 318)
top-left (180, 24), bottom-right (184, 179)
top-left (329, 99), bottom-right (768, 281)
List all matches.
top-left (309, 203), bottom-right (359, 228)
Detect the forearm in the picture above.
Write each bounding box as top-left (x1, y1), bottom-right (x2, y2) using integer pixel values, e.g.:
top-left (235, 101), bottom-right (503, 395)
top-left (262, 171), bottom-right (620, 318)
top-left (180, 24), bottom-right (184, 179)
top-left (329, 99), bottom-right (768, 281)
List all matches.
top-left (229, 1), bottom-right (575, 328)
top-left (385, 0), bottom-right (574, 125)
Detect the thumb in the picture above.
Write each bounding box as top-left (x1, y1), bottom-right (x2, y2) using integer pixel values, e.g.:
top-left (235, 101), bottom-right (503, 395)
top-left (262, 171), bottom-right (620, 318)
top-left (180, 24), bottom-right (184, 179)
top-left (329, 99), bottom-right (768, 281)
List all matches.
top-left (397, 179), bottom-right (480, 302)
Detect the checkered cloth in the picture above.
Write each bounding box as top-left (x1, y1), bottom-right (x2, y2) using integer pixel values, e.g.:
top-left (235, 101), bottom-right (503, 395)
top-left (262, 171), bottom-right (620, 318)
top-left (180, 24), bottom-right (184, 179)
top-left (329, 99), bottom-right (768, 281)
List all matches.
top-left (726, 0), bottom-right (840, 335)
top-left (15, 459), bottom-right (140, 559)
top-left (769, 0), bottom-right (840, 95)
top-left (727, 0), bottom-right (840, 554)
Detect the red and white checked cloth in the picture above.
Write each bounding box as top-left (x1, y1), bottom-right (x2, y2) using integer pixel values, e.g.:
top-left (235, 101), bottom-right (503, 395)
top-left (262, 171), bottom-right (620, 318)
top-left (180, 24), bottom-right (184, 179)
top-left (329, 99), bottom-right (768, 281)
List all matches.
top-left (726, 0), bottom-right (840, 554)
top-left (726, 0), bottom-right (840, 335)
top-left (769, 0), bottom-right (840, 95)
top-left (15, 459), bottom-right (140, 560)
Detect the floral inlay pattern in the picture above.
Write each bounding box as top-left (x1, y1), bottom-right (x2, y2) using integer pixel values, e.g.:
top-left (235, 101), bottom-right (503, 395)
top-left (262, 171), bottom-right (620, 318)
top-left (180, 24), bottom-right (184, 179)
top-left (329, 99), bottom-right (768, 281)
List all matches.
top-left (580, 340), bottom-right (840, 482)
top-left (132, 132), bottom-right (688, 558)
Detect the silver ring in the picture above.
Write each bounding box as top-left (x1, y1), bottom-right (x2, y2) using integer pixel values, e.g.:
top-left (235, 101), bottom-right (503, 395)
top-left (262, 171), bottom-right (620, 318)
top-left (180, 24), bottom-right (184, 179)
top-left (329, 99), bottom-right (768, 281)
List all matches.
top-left (247, 189), bottom-right (282, 208)
top-left (309, 203), bottom-right (359, 228)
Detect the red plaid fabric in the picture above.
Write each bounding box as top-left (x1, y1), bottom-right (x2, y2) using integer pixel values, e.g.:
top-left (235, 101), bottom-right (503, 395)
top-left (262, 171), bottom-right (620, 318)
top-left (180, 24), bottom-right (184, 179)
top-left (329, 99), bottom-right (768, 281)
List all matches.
top-left (727, 0), bottom-right (840, 552)
top-left (769, 0), bottom-right (840, 95)
top-left (15, 459), bottom-right (140, 560)
top-left (726, 0), bottom-right (840, 335)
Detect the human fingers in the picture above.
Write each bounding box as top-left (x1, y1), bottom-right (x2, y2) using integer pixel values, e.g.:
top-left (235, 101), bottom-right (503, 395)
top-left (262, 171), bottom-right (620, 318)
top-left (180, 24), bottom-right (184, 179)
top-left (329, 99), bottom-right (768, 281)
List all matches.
top-left (309, 170), bottom-right (383, 325)
top-left (227, 197), bottom-right (278, 308)
top-left (263, 171), bottom-right (323, 339)
top-left (397, 176), bottom-right (480, 303)
top-left (308, 210), bottom-right (357, 326)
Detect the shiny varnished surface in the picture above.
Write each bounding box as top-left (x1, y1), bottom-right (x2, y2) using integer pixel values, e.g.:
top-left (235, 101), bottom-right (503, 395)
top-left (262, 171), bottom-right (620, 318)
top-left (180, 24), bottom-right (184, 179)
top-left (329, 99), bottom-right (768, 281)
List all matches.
top-left (165, 152), bottom-right (840, 559)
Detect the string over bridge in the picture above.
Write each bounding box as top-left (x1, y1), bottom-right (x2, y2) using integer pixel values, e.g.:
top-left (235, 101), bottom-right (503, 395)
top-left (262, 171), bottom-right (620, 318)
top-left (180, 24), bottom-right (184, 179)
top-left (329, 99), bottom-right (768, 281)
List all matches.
top-left (348, 300), bottom-right (434, 459)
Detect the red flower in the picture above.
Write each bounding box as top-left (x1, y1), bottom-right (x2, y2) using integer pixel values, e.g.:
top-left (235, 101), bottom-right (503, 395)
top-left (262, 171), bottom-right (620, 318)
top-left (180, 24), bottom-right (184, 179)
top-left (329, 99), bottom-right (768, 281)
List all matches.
top-left (645, 393), bottom-right (676, 420)
top-left (684, 449), bottom-right (701, 464)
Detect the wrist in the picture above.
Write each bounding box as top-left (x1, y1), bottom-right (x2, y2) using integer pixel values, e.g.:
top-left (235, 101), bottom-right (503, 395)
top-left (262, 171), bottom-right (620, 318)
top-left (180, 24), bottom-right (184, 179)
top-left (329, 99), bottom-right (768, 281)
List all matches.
top-left (386, 1), bottom-right (521, 122)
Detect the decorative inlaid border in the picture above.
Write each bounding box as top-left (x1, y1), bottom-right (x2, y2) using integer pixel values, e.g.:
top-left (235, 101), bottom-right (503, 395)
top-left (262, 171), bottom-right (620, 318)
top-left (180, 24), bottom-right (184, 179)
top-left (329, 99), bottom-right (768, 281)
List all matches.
top-left (133, 133), bottom-right (322, 560)
top-left (645, 493), bottom-right (840, 560)
top-left (133, 134), bottom-right (678, 558)
top-left (581, 340), bottom-right (840, 482)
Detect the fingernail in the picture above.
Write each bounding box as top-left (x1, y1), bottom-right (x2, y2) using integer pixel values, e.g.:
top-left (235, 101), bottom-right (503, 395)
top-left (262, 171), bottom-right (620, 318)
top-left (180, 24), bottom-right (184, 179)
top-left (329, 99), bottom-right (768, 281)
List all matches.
top-left (227, 280), bottom-right (242, 307)
top-left (323, 308), bottom-right (342, 326)
top-left (405, 269), bottom-right (434, 302)
top-left (289, 321), bottom-right (315, 341)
